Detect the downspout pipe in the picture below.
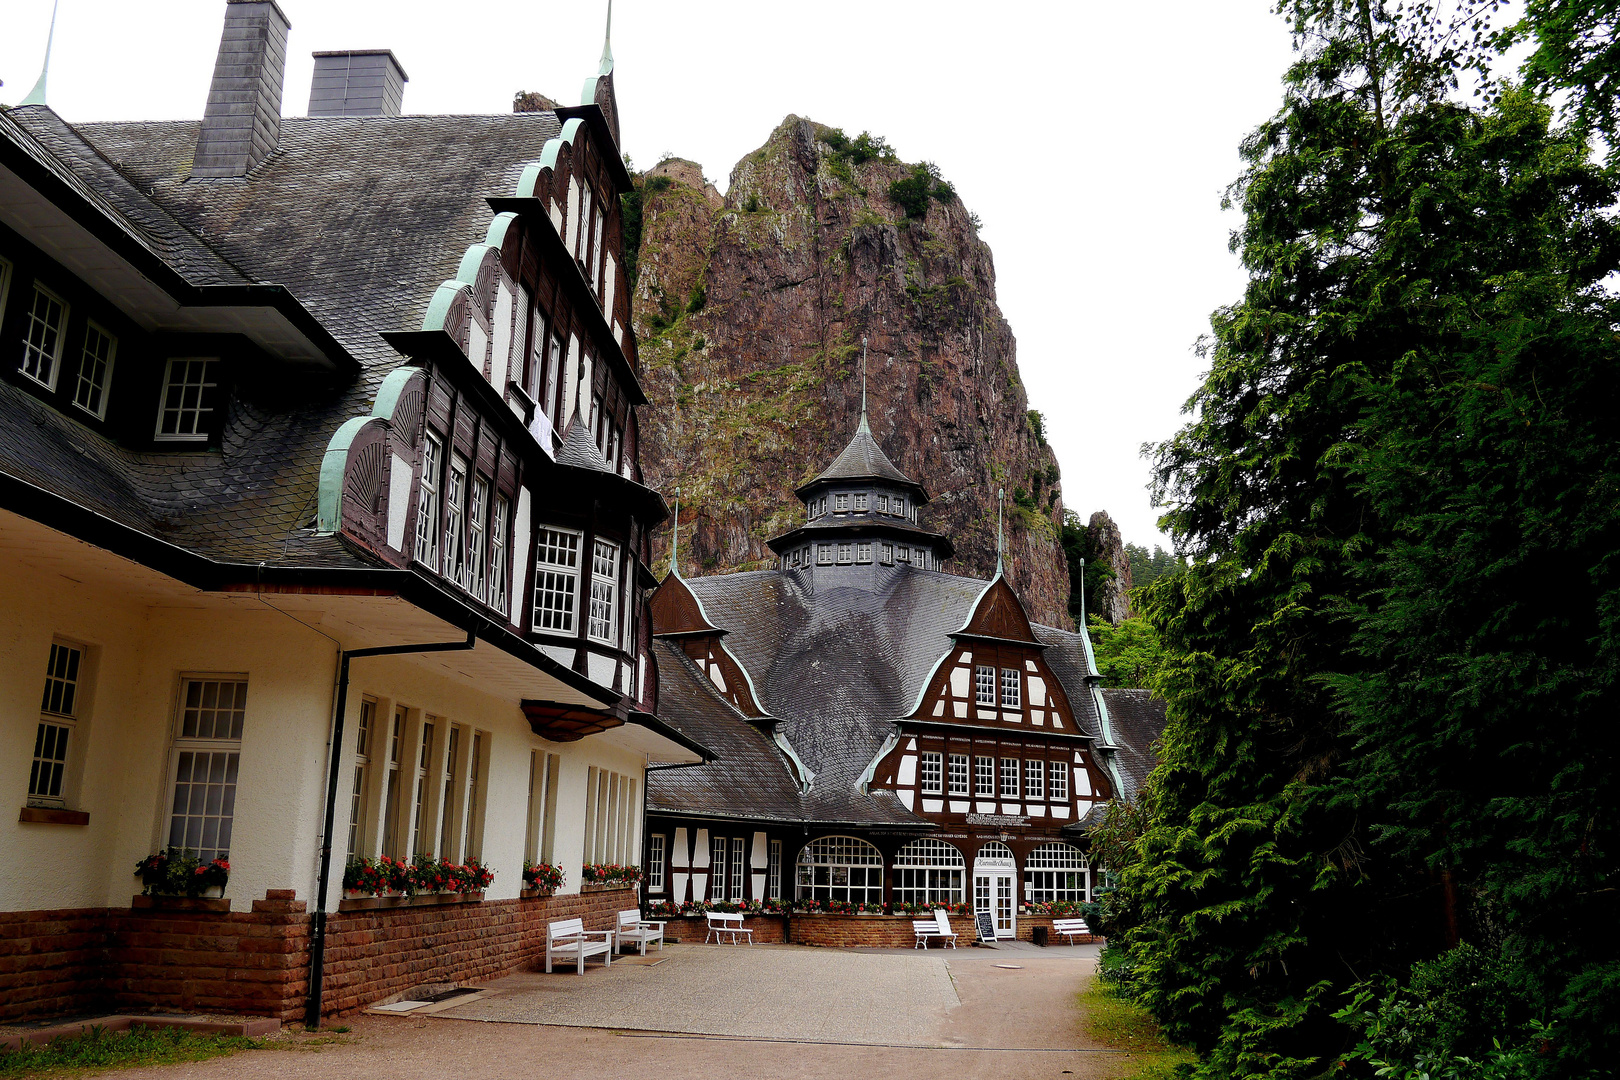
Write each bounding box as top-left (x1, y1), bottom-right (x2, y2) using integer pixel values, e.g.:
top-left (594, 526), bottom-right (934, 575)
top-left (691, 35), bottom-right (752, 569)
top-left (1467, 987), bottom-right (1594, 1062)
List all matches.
top-left (304, 624), bottom-right (478, 1029)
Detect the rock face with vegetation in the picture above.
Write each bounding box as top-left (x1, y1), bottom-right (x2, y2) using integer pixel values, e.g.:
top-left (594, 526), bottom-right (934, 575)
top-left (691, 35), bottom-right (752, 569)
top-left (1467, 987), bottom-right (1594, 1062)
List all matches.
top-left (628, 116), bottom-right (1071, 626)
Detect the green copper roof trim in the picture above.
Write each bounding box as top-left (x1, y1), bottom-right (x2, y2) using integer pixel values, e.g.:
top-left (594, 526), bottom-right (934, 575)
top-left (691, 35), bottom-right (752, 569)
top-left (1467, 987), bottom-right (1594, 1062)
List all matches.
top-left (454, 244), bottom-right (496, 287)
top-left (483, 211), bottom-right (519, 250)
top-left (420, 280), bottom-right (470, 332)
top-left (600, 0), bottom-right (614, 75)
top-left (515, 163), bottom-right (545, 200)
top-left (370, 365), bottom-right (424, 420)
top-left (539, 118), bottom-right (585, 171)
top-left (315, 416), bottom-right (378, 534)
top-left (21, 0), bottom-right (58, 106)
top-left (773, 728), bottom-right (815, 794)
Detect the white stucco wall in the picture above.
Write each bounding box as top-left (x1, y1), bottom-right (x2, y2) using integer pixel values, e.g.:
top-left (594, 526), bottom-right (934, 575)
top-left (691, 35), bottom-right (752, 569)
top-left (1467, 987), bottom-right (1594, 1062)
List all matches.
top-left (2, 566), bottom-right (656, 916)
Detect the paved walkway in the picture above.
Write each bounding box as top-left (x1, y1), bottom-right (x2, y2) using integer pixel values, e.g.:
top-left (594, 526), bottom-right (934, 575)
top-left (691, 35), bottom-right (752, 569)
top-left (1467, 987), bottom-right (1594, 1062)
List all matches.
top-left (101, 944), bottom-right (1121, 1080)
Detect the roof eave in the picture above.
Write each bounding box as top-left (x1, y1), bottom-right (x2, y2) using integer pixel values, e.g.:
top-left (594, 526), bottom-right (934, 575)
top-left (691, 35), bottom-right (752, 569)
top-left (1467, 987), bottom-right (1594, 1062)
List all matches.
top-left (553, 103), bottom-right (634, 192)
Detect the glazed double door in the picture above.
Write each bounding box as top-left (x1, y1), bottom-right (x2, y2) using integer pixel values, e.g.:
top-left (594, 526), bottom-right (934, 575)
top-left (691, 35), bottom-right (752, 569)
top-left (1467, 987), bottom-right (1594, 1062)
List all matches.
top-left (973, 871), bottom-right (1015, 938)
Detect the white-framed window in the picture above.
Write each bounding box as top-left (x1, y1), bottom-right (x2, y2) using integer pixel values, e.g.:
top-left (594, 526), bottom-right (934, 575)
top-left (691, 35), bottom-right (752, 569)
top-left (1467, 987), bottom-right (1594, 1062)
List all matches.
top-left (648, 834), bottom-right (667, 892)
top-left (816, 544), bottom-right (832, 566)
top-left (347, 696), bottom-right (376, 860)
top-left (29, 639), bottom-right (85, 807)
top-left (21, 282), bottom-right (68, 389)
top-left (857, 542), bottom-right (872, 564)
top-left (1025, 759), bottom-right (1045, 800)
top-left (155, 357), bottom-right (217, 441)
top-left (730, 836), bottom-right (745, 900)
top-left (796, 835), bottom-right (884, 905)
top-left (465, 475), bottom-right (488, 599)
top-left (1001, 667), bottom-right (1021, 709)
top-left (975, 755), bottom-right (995, 797)
top-left (381, 706), bottom-right (405, 856)
top-left (166, 676), bottom-right (247, 862)
top-left (974, 665), bottom-right (996, 706)
top-left (443, 454), bottom-right (468, 587)
top-left (893, 838), bottom-right (965, 906)
top-left (489, 496), bottom-right (510, 613)
top-left (897, 546), bottom-right (911, 563)
top-left (711, 834), bottom-right (728, 900)
top-left (1026, 842), bottom-right (1090, 903)
top-left (768, 839), bottom-right (782, 899)
top-left (834, 493), bottom-right (849, 512)
top-left (74, 322), bottom-right (116, 419)
top-left (436, 724), bottom-right (459, 858)
top-left (854, 492), bottom-right (868, 511)
top-left (880, 542), bottom-right (894, 565)
top-left (588, 538), bottom-right (619, 644)
top-left (414, 434), bottom-right (442, 569)
top-left (876, 494), bottom-right (889, 513)
top-left (533, 527), bottom-right (582, 633)
top-left (947, 753), bottom-right (970, 796)
top-left (1050, 761), bottom-right (1070, 802)
top-left (462, 730), bottom-right (485, 860)
top-left (915, 547), bottom-right (928, 567)
top-left (893, 496), bottom-right (907, 517)
top-left (1000, 757), bottom-right (1019, 799)
top-left (837, 543), bottom-right (853, 564)
top-left (919, 751), bottom-right (943, 794)
top-left (412, 717), bottom-right (436, 855)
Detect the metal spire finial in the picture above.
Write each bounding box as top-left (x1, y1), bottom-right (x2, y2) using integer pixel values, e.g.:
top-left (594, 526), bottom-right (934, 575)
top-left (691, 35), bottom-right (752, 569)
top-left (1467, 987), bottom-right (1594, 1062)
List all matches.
top-left (670, 486), bottom-right (682, 579)
top-left (996, 488), bottom-right (1005, 576)
top-left (1078, 557), bottom-right (1087, 627)
top-left (599, 0), bottom-right (614, 75)
top-left (21, 0), bottom-right (60, 107)
top-left (856, 337), bottom-right (870, 435)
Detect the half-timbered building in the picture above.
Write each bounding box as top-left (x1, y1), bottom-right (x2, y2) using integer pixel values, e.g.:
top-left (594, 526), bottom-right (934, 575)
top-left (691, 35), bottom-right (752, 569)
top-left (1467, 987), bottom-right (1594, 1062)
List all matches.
top-left (646, 401), bottom-right (1164, 939)
top-left (0, 0), bottom-right (706, 1022)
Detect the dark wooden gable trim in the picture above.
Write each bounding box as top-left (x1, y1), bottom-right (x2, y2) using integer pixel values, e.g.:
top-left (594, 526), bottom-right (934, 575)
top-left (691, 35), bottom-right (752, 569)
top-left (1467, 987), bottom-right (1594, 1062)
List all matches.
top-left (649, 573), bottom-right (721, 636)
top-left (957, 576), bottom-right (1041, 646)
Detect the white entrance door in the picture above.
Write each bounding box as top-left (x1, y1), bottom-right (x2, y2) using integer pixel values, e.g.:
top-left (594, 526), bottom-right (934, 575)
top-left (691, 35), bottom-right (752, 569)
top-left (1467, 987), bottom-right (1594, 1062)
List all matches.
top-left (973, 856), bottom-right (1017, 939)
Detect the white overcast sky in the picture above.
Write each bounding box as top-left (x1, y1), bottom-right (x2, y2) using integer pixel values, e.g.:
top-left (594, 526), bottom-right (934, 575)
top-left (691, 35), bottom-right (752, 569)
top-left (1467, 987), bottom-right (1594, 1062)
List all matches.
top-left (2, 0), bottom-right (1299, 549)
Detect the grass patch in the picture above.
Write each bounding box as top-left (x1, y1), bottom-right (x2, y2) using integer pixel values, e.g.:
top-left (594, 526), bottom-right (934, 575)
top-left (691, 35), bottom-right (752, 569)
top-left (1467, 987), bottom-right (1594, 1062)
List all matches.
top-left (0, 1024), bottom-right (258, 1079)
top-left (1079, 975), bottom-right (1195, 1080)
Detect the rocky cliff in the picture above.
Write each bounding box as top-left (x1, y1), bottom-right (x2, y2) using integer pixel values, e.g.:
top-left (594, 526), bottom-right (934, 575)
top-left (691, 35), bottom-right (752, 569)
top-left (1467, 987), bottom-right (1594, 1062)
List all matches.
top-left (631, 116), bottom-right (1072, 627)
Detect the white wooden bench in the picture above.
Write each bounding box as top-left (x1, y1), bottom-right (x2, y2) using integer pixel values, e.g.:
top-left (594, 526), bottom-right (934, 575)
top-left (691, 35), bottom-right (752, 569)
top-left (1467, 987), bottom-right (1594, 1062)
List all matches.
top-left (545, 917), bottom-right (614, 974)
top-left (704, 911), bottom-right (753, 945)
top-left (1051, 917), bottom-right (1091, 945)
top-left (930, 908), bottom-right (959, 948)
top-left (616, 909), bottom-right (665, 955)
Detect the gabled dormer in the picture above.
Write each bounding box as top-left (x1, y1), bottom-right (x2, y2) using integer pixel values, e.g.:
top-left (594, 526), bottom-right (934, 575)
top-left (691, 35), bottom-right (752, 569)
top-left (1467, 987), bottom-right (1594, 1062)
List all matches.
top-left (649, 566), bottom-right (765, 718)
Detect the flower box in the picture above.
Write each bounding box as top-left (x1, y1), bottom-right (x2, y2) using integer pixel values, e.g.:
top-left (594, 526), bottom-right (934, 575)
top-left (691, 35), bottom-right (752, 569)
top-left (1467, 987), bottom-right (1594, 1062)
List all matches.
top-left (337, 890), bottom-right (484, 912)
top-left (132, 894), bottom-right (230, 913)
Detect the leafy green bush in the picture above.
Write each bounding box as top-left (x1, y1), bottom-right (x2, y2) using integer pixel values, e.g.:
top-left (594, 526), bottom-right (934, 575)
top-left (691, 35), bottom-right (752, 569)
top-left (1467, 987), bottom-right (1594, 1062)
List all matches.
top-left (887, 162), bottom-right (954, 218)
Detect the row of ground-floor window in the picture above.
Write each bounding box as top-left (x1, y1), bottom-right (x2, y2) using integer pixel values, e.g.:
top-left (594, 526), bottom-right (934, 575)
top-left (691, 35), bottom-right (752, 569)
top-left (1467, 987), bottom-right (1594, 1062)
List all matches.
top-left (644, 826), bottom-right (1097, 907)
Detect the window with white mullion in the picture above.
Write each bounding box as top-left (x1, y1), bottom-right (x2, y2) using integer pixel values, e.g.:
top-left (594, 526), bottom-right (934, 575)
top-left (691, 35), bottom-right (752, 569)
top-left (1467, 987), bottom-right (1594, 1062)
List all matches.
top-left (347, 697), bottom-right (376, 860)
top-left (443, 454), bottom-right (469, 588)
top-left (414, 435), bottom-right (442, 570)
top-left (462, 730), bottom-right (485, 861)
top-left (1025, 759), bottom-right (1045, 800)
top-left (166, 676), bottom-right (247, 863)
top-left (532, 527), bottom-right (581, 634)
top-left (1050, 761), bottom-right (1070, 802)
top-left (21, 282), bottom-right (68, 389)
top-left (1000, 757), bottom-right (1019, 799)
top-left (947, 753), bottom-right (970, 796)
top-left (465, 475), bottom-right (488, 601)
top-left (155, 358), bottom-right (218, 441)
top-left (919, 751), bottom-right (943, 795)
top-left (796, 835), bottom-right (884, 905)
top-left (587, 538), bottom-right (619, 644)
top-left (711, 835), bottom-right (728, 901)
top-left (893, 838), bottom-right (966, 906)
top-left (974, 755), bottom-right (995, 797)
top-left (489, 496), bottom-right (510, 614)
top-left (29, 640), bottom-right (85, 807)
top-left (730, 836), bottom-right (745, 900)
top-left (974, 665), bottom-right (996, 706)
top-left (1025, 842), bottom-right (1090, 903)
top-left (768, 840), bottom-right (782, 899)
top-left (381, 707), bottom-right (406, 857)
top-left (1000, 667), bottom-right (1021, 708)
top-left (74, 322), bottom-right (116, 419)
top-left (648, 834), bottom-right (667, 892)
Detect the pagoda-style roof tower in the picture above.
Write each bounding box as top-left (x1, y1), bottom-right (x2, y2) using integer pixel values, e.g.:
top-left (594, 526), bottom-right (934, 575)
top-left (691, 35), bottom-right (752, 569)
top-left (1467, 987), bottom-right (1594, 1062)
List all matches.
top-left (768, 392), bottom-right (954, 574)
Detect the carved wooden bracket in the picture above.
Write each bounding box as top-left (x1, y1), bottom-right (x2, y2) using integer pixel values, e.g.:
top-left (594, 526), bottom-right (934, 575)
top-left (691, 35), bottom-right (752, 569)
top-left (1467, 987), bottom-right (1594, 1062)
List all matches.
top-left (520, 700), bottom-right (625, 742)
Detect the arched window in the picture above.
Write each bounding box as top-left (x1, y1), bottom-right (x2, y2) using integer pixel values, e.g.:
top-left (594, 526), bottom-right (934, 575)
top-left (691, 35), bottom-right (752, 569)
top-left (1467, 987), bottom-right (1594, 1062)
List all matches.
top-left (976, 840), bottom-right (1015, 862)
top-left (893, 839), bottom-right (965, 906)
top-left (1025, 842), bottom-right (1090, 903)
top-left (796, 835), bottom-right (884, 905)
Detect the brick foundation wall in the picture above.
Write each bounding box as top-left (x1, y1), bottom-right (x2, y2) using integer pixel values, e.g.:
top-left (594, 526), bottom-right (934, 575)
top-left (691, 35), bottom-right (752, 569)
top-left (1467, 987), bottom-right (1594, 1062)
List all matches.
top-left (0, 888), bottom-right (639, 1024)
top-left (657, 912), bottom-right (1096, 948)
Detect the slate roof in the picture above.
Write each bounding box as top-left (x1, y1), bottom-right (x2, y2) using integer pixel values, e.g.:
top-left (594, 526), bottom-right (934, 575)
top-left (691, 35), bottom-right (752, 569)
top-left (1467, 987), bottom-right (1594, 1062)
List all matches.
top-left (1098, 688), bottom-right (1167, 801)
top-left (797, 417), bottom-right (924, 498)
top-left (0, 105), bottom-right (565, 570)
top-left (650, 563), bottom-right (1113, 828)
top-left (645, 640), bottom-right (806, 822)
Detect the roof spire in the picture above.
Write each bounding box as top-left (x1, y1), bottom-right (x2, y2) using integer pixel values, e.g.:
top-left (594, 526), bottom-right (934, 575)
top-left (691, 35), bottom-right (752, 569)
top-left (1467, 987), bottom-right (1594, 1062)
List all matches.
top-left (856, 337), bottom-right (870, 435)
top-left (996, 487), bottom-right (1005, 576)
top-left (599, 0), bottom-right (614, 75)
top-left (670, 486), bottom-right (683, 579)
top-left (21, 0), bottom-right (59, 107)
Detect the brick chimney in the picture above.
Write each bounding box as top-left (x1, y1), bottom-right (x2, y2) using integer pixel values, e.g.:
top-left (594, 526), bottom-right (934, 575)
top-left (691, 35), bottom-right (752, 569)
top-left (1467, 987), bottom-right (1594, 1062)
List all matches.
top-left (307, 50), bottom-right (408, 117)
top-left (192, 0), bottom-right (291, 178)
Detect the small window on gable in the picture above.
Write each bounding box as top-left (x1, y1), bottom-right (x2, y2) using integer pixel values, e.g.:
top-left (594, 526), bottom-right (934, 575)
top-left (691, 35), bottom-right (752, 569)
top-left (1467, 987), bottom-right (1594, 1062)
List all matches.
top-left (974, 665), bottom-right (996, 706)
top-left (155, 358), bottom-right (218, 442)
top-left (919, 751), bottom-right (942, 795)
top-left (1025, 759), bottom-right (1045, 800)
top-left (21, 283), bottom-right (68, 390)
top-left (1050, 761), bottom-right (1069, 802)
top-left (74, 322), bottom-right (116, 419)
top-left (414, 434), bottom-right (442, 570)
top-left (947, 753), bottom-right (970, 796)
top-left (854, 492), bottom-right (868, 511)
top-left (1000, 668), bottom-right (1021, 709)
top-left (835, 494), bottom-right (849, 513)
